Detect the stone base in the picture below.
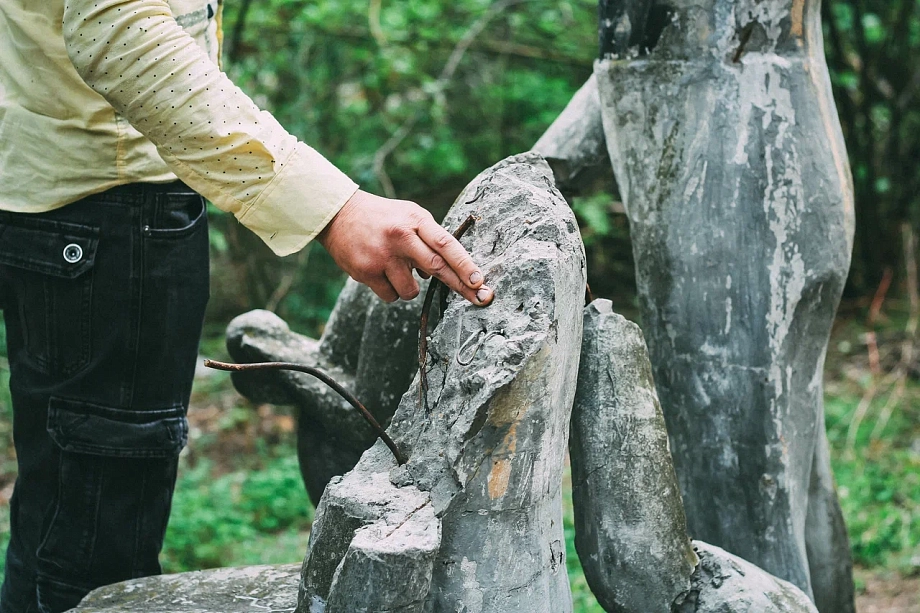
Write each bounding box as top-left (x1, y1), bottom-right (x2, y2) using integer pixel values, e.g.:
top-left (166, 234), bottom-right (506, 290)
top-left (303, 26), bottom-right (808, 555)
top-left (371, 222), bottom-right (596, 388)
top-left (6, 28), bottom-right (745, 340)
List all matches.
top-left (68, 564), bottom-right (300, 613)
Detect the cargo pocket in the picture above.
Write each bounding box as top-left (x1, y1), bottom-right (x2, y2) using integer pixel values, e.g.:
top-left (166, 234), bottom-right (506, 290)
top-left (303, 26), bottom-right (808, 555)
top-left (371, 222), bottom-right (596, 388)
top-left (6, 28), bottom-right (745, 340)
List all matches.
top-left (35, 397), bottom-right (187, 610)
top-left (0, 216), bottom-right (99, 377)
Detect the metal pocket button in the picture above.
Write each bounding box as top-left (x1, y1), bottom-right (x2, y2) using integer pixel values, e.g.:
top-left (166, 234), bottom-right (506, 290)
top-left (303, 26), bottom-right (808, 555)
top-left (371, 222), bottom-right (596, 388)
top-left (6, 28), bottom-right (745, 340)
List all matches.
top-left (63, 243), bottom-right (83, 264)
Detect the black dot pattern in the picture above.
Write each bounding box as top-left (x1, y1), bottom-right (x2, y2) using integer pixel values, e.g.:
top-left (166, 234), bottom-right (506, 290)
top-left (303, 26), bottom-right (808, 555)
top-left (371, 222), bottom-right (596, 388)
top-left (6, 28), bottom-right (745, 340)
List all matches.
top-left (52, 0), bottom-right (358, 255)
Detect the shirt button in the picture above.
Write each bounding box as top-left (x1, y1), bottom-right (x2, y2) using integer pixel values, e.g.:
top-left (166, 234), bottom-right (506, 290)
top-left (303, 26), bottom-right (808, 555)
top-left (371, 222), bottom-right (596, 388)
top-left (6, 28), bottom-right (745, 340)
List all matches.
top-left (63, 243), bottom-right (84, 264)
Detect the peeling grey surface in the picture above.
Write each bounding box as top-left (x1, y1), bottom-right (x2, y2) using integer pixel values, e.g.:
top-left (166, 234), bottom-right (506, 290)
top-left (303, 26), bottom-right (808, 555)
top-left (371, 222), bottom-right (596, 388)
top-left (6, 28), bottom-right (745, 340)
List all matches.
top-left (299, 153), bottom-right (586, 613)
top-left (570, 299), bottom-right (697, 612)
top-left (594, 0), bottom-right (855, 606)
top-left (68, 564), bottom-right (300, 612)
top-left (676, 542), bottom-right (819, 613)
top-left (226, 278), bottom-right (427, 504)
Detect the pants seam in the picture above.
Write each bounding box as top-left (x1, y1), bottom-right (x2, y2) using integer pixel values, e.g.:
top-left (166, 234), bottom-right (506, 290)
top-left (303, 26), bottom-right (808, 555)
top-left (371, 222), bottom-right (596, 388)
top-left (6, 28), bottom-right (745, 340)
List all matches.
top-left (132, 464), bottom-right (149, 578)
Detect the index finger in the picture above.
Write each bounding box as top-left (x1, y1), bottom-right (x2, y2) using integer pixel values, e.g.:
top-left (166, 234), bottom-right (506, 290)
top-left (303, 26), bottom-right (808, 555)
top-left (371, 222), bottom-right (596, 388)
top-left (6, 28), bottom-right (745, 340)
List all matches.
top-left (417, 217), bottom-right (484, 290)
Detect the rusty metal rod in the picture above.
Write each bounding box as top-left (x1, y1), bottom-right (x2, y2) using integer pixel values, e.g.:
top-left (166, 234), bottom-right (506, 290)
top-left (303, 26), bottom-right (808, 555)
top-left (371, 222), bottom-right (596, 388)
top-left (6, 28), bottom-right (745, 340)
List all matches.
top-left (203, 359), bottom-right (407, 465)
top-left (418, 215), bottom-right (476, 413)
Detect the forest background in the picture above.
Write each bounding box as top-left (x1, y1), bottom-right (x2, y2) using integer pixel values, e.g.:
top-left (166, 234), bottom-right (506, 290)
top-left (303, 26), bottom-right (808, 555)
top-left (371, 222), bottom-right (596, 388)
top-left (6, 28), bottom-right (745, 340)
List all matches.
top-left (0, 0), bottom-right (918, 611)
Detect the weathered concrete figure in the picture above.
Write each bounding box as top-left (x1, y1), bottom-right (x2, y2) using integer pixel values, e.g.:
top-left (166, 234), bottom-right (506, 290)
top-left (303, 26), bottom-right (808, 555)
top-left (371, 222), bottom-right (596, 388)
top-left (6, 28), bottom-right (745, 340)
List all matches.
top-left (570, 299), bottom-right (698, 612)
top-left (69, 293), bottom-right (822, 613)
top-left (225, 277), bottom-right (426, 504)
top-left (571, 299), bottom-right (818, 613)
top-left (585, 0), bottom-right (855, 609)
top-left (298, 152), bottom-right (587, 612)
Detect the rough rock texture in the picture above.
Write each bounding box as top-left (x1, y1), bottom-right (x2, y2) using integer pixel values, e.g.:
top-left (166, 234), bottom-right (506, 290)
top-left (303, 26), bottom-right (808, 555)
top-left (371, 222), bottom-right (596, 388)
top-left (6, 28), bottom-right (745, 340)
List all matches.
top-left (675, 542), bottom-right (819, 613)
top-left (226, 278), bottom-right (426, 504)
top-left (301, 472), bottom-right (440, 613)
top-left (570, 300), bottom-right (698, 612)
top-left (594, 0), bottom-right (855, 608)
top-left (67, 564), bottom-right (300, 612)
top-left (569, 300), bottom-right (816, 613)
top-left (532, 74), bottom-right (610, 196)
top-left (805, 413), bottom-right (856, 613)
top-left (298, 153), bottom-right (586, 613)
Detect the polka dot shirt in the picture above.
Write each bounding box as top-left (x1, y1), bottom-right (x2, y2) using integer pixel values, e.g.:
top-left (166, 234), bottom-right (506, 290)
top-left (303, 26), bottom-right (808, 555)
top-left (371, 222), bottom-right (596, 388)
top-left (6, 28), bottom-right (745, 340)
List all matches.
top-left (0, 0), bottom-right (357, 255)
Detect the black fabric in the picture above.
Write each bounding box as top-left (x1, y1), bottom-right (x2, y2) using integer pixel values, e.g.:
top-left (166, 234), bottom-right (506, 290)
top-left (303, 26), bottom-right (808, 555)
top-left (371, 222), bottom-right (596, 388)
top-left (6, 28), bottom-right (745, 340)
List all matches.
top-left (0, 182), bottom-right (210, 613)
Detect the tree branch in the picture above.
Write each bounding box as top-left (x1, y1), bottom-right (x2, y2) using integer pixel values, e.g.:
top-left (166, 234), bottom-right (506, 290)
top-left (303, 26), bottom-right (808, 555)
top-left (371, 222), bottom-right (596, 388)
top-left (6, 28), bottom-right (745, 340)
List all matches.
top-left (372, 0), bottom-right (528, 197)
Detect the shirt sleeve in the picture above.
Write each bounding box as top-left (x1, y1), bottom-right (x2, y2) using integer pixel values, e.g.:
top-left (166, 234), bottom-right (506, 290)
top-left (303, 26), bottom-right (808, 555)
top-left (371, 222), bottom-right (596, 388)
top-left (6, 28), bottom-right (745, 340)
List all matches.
top-left (62, 0), bottom-right (358, 256)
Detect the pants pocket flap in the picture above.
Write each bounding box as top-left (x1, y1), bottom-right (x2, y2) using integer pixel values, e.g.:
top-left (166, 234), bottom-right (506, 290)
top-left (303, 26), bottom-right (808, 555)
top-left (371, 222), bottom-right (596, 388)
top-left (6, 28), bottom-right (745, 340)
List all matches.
top-left (0, 216), bottom-right (99, 279)
top-left (47, 397), bottom-right (188, 458)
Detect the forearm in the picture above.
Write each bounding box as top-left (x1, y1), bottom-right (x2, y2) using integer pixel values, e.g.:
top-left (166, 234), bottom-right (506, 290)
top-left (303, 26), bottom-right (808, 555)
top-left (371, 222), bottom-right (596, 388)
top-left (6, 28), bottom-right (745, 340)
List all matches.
top-left (62, 0), bottom-right (357, 255)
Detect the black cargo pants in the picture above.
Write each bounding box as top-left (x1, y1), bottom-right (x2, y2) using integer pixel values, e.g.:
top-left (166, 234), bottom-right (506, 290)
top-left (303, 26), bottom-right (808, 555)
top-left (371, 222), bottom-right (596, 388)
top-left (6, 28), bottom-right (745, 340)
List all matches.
top-left (0, 181), bottom-right (209, 612)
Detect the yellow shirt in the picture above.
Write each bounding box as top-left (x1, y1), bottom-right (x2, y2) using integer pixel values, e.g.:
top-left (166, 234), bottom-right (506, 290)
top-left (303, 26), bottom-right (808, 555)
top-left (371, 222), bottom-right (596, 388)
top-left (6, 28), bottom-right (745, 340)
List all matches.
top-left (0, 0), bottom-right (358, 256)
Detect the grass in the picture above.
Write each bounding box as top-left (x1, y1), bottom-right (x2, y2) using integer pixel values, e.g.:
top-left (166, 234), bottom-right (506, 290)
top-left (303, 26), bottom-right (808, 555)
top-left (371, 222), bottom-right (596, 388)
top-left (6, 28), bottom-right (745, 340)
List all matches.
top-left (825, 391), bottom-right (920, 573)
top-left (162, 453), bottom-right (313, 572)
top-left (0, 306), bottom-right (917, 610)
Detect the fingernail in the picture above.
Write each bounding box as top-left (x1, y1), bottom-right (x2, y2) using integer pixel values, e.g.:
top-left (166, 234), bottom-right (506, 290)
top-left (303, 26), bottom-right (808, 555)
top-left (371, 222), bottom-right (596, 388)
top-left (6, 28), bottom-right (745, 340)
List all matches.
top-left (469, 271), bottom-right (483, 285)
top-left (476, 287), bottom-right (492, 304)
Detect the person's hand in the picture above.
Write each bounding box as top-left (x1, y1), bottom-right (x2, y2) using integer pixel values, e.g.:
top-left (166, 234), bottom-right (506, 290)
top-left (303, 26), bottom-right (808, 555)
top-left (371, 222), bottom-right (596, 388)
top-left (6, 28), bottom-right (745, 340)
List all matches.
top-left (317, 190), bottom-right (494, 306)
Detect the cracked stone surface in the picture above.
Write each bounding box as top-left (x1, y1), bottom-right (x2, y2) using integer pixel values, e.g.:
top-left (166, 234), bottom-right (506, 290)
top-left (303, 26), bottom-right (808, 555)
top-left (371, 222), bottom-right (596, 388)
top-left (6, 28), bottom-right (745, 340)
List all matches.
top-left (676, 542), bottom-right (819, 613)
top-left (593, 0), bottom-right (855, 608)
top-left (298, 152), bottom-right (586, 613)
top-left (226, 277), bottom-right (428, 504)
top-left (67, 564), bottom-right (300, 612)
top-left (570, 300), bottom-right (698, 612)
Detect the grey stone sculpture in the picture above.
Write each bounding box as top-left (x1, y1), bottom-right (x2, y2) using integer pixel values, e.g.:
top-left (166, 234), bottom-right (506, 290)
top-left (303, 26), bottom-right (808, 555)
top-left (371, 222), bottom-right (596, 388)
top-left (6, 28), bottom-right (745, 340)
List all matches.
top-left (298, 152), bottom-right (587, 612)
top-left (226, 277), bottom-right (426, 504)
top-left (69, 295), bottom-right (823, 613)
top-left (68, 564), bottom-right (300, 612)
top-left (538, 1), bottom-right (855, 610)
top-left (570, 300), bottom-right (698, 612)
top-left (593, 0), bottom-right (855, 604)
top-left (571, 299), bottom-right (818, 613)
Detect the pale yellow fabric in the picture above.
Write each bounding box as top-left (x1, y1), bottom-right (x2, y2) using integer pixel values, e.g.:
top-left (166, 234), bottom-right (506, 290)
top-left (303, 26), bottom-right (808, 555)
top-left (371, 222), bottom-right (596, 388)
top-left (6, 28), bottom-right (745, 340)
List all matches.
top-left (0, 0), bottom-right (358, 256)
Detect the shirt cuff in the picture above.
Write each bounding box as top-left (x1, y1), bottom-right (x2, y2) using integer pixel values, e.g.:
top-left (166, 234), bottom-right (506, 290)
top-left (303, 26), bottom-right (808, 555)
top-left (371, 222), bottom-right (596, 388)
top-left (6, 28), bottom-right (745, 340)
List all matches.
top-left (237, 143), bottom-right (359, 257)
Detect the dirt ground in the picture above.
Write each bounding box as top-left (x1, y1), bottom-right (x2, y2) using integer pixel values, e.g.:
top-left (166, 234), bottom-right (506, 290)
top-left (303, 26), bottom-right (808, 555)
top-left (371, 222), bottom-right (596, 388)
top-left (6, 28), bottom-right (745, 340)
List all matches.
top-left (856, 569), bottom-right (920, 613)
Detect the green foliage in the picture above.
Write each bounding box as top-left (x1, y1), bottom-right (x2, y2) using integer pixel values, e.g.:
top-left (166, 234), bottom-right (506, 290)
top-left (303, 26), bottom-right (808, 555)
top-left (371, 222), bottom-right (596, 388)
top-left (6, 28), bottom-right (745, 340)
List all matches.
top-left (823, 0), bottom-right (920, 294)
top-left (825, 387), bottom-right (920, 572)
top-left (206, 0), bottom-right (598, 326)
top-left (161, 452), bottom-right (313, 572)
top-left (572, 193), bottom-right (613, 244)
top-left (223, 0), bottom-right (594, 198)
top-left (822, 300), bottom-right (920, 573)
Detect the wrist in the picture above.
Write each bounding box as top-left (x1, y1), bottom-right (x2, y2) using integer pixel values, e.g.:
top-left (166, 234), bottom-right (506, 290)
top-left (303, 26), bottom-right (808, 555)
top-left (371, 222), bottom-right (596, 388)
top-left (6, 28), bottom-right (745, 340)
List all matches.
top-left (318, 190), bottom-right (362, 250)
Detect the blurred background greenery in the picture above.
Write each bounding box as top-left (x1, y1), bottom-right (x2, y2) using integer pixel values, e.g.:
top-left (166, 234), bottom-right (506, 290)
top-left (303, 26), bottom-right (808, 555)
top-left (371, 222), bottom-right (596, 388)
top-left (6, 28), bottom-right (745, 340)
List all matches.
top-left (1, 0), bottom-right (919, 610)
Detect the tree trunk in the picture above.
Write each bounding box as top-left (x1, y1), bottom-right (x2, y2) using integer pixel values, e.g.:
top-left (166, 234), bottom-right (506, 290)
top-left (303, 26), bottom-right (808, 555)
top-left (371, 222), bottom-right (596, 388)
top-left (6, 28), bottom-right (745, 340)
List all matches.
top-left (593, 0), bottom-right (855, 607)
